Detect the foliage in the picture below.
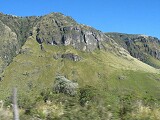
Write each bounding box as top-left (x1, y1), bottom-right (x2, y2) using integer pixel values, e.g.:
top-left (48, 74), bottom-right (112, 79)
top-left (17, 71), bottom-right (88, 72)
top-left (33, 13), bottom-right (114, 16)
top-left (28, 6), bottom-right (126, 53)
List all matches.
top-left (79, 85), bottom-right (99, 106)
top-left (54, 76), bottom-right (78, 96)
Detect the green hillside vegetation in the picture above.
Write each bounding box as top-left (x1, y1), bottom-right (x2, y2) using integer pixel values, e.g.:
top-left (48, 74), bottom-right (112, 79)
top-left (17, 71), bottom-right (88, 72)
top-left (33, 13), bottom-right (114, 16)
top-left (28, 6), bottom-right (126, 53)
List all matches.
top-left (0, 13), bottom-right (160, 119)
top-left (0, 35), bottom-right (160, 119)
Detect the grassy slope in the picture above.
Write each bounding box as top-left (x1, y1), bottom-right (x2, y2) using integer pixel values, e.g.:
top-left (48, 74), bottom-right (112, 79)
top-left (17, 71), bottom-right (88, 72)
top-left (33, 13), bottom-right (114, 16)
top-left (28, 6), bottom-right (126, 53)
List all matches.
top-left (0, 36), bottom-right (159, 93)
top-left (0, 36), bottom-right (160, 119)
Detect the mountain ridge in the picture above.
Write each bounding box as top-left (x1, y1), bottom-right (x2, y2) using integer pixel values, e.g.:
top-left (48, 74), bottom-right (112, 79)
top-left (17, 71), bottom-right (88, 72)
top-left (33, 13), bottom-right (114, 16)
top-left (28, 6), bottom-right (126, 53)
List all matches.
top-left (0, 12), bottom-right (128, 74)
top-left (106, 32), bottom-right (160, 68)
top-left (0, 12), bottom-right (160, 120)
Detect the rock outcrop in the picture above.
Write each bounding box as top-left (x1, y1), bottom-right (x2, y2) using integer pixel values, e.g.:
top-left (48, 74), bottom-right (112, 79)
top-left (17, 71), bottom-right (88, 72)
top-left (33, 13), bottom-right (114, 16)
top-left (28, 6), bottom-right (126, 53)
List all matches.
top-left (0, 12), bottom-right (160, 74)
top-left (35, 13), bottom-right (111, 51)
top-left (61, 53), bottom-right (81, 61)
top-left (0, 12), bottom-right (126, 74)
top-left (0, 13), bottom-right (38, 73)
top-left (53, 53), bottom-right (82, 61)
top-left (106, 32), bottom-right (160, 68)
top-left (0, 20), bottom-right (19, 73)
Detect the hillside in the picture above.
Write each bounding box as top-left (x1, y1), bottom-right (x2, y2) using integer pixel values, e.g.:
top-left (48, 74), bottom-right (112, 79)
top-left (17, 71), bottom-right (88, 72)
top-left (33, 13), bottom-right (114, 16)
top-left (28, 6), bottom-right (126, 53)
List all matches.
top-left (106, 32), bottom-right (160, 68)
top-left (0, 13), bottom-right (160, 120)
top-left (0, 13), bottom-right (38, 74)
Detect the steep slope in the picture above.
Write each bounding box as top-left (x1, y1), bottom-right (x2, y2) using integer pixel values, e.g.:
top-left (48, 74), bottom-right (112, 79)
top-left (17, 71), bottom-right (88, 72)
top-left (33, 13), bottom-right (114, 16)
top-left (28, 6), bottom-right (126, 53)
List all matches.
top-left (0, 19), bottom-right (20, 73)
top-left (0, 13), bottom-right (160, 119)
top-left (106, 32), bottom-right (160, 68)
top-left (0, 13), bottom-right (38, 74)
top-left (0, 13), bottom-right (121, 74)
top-left (34, 13), bottom-right (114, 51)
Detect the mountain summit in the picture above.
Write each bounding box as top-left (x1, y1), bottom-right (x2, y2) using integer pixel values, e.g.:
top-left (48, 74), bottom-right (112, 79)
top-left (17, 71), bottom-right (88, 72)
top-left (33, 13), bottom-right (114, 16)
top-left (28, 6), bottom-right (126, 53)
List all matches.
top-left (0, 12), bottom-right (128, 74)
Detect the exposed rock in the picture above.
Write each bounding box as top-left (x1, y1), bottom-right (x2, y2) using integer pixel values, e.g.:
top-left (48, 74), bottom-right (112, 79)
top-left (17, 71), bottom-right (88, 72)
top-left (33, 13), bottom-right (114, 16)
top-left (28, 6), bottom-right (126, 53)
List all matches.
top-left (0, 12), bottom-right (128, 74)
top-left (61, 53), bottom-right (81, 61)
top-left (53, 53), bottom-right (82, 61)
top-left (0, 20), bottom-right (19, 73)
top-left (106, 32), bottom-right (160, 68)
top-left (34, 13), bottom-right (111, 51)
top-left (0, 13), bottom-right (38, 74)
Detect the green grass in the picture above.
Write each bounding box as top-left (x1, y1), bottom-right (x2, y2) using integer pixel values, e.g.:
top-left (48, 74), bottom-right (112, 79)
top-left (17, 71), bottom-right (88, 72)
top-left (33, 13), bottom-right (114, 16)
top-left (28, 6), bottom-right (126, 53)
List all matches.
top-left (0, 36), bottom-right (160, 98)
top-left (1, 37), bottom-right (160, 119)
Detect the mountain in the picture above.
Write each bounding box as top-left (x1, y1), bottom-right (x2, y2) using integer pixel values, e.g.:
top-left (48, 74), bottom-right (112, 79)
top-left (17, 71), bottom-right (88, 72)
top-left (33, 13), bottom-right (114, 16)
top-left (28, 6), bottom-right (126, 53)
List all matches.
top-left (0, 12), bottom-right (122, 74)
top-left (0, 12), bottom-right (160, 120)
top-left (0, 13), bottom-right (38, 73)
top-left (106, 32), bottom-right (160, 68)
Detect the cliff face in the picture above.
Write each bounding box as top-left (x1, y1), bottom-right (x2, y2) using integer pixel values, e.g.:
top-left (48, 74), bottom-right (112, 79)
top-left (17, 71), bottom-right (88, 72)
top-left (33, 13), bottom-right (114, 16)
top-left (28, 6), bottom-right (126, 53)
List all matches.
top-left (0, 19), bottom-right (19, 73)
top-left (34, 13), bottom-right (112, 51)
top-left (106, 32), bottom-right (160, 68)
top-left (0, 12), bottom-right (160, 74)
top-left (0, 13), bottom-right (38, 73)
top-left (0, 13), bottom-right (126, 74)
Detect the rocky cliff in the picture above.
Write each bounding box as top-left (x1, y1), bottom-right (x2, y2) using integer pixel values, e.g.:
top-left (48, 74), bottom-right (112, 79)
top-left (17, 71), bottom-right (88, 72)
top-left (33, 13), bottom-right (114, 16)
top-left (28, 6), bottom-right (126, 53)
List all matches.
top-left (106, 32), bottom-right (160, 68)
top-left (0, 13), bottom-right (38, 73)
top-left (1, 12), bottom-right (160, 73)
top-left (0, 13), bottom-right (127, 74)
top-left (34, 13), bottom-right (114, 51)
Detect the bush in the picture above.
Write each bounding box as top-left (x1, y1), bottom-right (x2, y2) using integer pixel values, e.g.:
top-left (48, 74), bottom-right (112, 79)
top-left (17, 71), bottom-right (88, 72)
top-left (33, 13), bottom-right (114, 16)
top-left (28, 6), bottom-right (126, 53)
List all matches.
top-left (54, 76), bottom-right (78, 96)
top-left (79, 85), bottom-right (99, 106)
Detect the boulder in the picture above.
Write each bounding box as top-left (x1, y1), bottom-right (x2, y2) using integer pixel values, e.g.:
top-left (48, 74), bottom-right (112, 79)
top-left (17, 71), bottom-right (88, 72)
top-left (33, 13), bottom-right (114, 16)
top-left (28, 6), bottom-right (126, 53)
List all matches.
top-left (61, 53), bottom-right (81, 61)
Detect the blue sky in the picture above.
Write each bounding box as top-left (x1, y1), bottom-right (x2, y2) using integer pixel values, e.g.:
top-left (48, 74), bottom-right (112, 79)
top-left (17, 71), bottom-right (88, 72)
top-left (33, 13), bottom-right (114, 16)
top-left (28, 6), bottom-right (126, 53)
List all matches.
top-left (0, 0), bottom-right (160, 38)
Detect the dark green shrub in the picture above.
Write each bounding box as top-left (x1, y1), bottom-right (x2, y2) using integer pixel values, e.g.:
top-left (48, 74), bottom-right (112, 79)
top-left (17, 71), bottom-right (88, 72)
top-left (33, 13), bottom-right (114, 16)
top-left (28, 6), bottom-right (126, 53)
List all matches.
top-left (79, 85), bottom-right (98, 106)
